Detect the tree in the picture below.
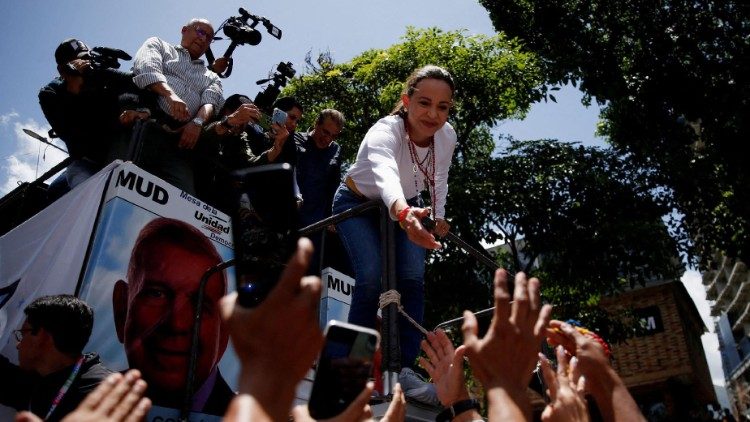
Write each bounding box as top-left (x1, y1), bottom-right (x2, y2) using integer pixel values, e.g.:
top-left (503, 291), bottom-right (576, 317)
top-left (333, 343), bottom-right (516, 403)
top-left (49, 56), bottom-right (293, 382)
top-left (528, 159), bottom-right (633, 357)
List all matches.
top-left (284, 27), bottom-right (544, 162)
top-left (283, 28), bottom-right (682, 336)
top-left (284, 27), bottom-right (543, 323)
top-left (478, 0), bottom-right (750, 268)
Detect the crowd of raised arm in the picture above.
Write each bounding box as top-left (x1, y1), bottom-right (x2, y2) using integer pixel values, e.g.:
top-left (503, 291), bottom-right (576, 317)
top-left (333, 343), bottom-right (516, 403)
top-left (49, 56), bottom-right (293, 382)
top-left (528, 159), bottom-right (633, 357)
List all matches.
top-left (6, 239), bottom-right (646, 422)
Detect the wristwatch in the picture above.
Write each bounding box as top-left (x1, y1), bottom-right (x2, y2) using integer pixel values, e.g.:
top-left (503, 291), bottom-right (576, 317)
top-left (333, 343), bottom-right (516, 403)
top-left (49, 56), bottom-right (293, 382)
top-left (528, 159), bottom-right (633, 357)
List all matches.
top-left (435, 398), bottom-right (481, 422)
top-left (191, 117), bottom-right (205, 127)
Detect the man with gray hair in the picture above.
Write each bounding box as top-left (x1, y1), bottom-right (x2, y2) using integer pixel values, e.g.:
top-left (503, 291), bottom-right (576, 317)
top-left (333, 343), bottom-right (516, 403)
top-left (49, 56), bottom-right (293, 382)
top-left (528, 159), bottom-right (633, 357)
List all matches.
top-left (131, 18), bottom-right (224, 193)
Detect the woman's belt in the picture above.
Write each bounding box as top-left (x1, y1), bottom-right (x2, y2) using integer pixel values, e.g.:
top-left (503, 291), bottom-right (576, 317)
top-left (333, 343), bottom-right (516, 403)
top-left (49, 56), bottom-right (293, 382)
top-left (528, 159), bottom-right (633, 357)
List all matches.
top-left (345, 176), bottom-right (365, 198)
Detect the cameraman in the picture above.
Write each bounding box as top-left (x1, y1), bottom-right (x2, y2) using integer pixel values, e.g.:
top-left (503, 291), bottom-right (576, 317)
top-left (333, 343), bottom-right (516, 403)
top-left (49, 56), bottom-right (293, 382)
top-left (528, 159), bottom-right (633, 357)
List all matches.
top-left (38, 38), bottom-right (142, 190)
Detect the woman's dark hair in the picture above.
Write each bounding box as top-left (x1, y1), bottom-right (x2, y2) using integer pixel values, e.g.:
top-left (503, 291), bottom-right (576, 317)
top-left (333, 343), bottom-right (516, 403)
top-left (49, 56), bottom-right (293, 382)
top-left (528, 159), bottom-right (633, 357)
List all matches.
top-left (221, 94), bottom-right (253, 115)
top-left (24, 295), bottom-right (94, 357)
top-left (390, 65), bottom-right (456, 115)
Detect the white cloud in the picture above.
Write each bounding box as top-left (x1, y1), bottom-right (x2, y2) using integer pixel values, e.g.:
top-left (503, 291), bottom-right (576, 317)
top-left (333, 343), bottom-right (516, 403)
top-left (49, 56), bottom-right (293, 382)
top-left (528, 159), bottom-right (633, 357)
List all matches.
top-left (105, 210), bottom-right (154, 270)
top-left (0, 115), bottom-right (67, 196)
top-left (0, 111), bottom-right (19, 126)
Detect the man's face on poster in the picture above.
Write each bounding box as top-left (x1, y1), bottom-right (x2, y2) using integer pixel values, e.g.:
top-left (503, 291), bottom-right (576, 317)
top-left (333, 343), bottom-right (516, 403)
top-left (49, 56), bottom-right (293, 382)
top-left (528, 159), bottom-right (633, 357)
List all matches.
top-left (114, 238), bottom-right (228, 395)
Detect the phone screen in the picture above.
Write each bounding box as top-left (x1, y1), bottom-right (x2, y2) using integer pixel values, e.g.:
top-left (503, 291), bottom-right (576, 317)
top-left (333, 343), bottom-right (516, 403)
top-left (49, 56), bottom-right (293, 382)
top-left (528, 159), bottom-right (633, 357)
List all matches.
top-left (231, 163), bottom-right (299, 307)
top-left (308, 321), bottom-right (380, 419)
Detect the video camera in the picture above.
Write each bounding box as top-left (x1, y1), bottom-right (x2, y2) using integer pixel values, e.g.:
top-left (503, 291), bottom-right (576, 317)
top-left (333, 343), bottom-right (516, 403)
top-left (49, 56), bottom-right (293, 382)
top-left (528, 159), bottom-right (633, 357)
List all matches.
top-left (253, 61), bottom-right (296, 114)
top-left (223, 7), bottom-right (281, 45)
top-left (60, 46), bottom-right (134, 95)
top-left (64, 46), bottom-right (132, 76)
top-left (207, 7), bottom-right (283, 78)
top-left (88, 46), bottom-right (132, 70)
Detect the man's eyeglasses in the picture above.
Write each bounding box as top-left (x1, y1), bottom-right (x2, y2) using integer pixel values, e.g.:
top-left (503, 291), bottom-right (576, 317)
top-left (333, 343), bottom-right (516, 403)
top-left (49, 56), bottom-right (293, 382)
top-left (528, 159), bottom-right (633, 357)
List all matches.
top-left (192, 26), bottom-right (213, 40)
top-left (13, 328), bottom-right (33, 342)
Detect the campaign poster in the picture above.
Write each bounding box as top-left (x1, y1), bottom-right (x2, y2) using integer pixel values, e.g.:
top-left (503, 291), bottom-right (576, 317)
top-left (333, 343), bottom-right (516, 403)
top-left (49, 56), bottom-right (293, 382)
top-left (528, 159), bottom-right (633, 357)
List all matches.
top-left (76, 163), bottom-right (238, 421)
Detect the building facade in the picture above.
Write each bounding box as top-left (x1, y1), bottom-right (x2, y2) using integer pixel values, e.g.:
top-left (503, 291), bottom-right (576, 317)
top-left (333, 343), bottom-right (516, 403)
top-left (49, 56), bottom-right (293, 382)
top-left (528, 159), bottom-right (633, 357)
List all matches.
top-left (704, 257), bottom-right (750, 419)
top-left (602, 281), bottom-right (717, 420)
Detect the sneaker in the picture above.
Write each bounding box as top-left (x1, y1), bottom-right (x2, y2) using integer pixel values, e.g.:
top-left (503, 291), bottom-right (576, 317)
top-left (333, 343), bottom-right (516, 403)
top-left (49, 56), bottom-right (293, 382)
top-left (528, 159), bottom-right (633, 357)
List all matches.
top-left (398, 367), bottom-right (441, 407)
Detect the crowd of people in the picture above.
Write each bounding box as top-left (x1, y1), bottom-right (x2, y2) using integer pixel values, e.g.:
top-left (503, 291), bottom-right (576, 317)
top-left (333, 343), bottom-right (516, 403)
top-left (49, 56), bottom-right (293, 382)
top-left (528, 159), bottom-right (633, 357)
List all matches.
top-left (39, 17), bottom-right (343, 236)
top-left (3, 14), bottom-right (657, 422)
top-left (2, 244), bottom-right (647, 421)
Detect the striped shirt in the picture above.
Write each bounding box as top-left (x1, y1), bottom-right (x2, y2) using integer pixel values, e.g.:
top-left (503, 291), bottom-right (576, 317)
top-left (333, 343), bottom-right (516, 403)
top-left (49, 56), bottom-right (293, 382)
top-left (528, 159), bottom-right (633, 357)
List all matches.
top-left (132, 37), bottom-right (224, 117)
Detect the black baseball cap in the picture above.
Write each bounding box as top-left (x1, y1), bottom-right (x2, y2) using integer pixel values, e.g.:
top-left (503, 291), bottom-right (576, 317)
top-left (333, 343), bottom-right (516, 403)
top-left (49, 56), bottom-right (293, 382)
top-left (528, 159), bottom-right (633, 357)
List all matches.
top-left (55, 38), bottom-right (90, 65)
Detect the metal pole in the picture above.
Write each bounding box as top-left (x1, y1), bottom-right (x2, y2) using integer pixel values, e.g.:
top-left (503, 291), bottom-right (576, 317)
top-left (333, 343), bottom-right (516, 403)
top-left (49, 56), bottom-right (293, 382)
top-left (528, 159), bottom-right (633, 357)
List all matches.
top-left (421, 216), bottom-right (499, 271)
top-left (433, 306), bottom-right (497, 332)
top-left (380, 204), bottom-right (401, 396)
top-left (31, 157), bottom-right (73, 185)
top-left (299, 199), bottom-right (381, 236)
top-left (180, 259), bottom-right (235, 422)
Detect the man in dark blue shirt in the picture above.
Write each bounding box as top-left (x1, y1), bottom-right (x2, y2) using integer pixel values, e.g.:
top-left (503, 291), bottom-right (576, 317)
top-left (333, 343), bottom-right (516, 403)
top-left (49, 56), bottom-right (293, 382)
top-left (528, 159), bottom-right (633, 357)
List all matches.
top-left (295, 109), bottom-right (345, 274)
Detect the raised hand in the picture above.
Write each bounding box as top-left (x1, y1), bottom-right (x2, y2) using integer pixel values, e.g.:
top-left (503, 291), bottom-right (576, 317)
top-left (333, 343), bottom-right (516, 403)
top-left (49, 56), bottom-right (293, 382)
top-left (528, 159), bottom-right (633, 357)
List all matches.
top-left (462, 269), bottom-right (552, 421)
top-left (539, 347), bottom-right (589, 422)
top-left (419, 329), bottom-right (469, 406)
top-left (15, 370), bottom-right (151, 422)
top-left (220, 238), bottom-right (324, 421)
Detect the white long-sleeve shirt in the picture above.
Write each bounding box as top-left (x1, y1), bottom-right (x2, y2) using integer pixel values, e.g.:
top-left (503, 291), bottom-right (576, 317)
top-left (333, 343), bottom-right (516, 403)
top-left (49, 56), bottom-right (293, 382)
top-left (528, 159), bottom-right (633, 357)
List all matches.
top-left (346, 115), bottom-right (456, 219)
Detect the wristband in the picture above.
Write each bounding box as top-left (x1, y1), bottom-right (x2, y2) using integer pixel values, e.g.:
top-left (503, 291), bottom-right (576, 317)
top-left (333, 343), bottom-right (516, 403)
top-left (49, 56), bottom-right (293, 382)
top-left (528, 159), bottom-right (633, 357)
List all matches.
top-left (435, 398), bottom-right (480, 422)
top-left (397, 206), bottom-right (412, 223)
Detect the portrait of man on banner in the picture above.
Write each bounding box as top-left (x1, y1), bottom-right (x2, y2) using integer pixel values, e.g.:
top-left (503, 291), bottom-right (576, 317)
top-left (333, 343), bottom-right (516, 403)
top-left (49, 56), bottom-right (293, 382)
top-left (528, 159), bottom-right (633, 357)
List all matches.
top-left (76, 199), bottom-right (237, 418)
top-left (112, 217), bottom-right (235, 414)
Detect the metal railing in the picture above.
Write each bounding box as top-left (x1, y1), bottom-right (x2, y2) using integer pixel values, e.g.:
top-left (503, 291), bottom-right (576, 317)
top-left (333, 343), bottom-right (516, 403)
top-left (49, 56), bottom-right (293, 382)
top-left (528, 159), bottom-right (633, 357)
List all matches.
top-left (181, 197), bottom-right (503, 419)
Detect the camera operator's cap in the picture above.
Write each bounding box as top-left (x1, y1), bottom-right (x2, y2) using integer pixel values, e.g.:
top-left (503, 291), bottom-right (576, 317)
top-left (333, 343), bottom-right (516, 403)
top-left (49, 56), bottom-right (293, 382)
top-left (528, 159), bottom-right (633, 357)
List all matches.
top-left (55, 38), bottom-right (90, 65)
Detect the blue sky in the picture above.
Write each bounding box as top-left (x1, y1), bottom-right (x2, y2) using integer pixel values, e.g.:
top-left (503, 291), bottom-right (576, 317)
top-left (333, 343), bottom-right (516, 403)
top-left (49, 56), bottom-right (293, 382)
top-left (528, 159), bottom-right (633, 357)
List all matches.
top-left (0, 0), bottom-right (726, 406)
top-left (0, 0), bottom-right (604, 194)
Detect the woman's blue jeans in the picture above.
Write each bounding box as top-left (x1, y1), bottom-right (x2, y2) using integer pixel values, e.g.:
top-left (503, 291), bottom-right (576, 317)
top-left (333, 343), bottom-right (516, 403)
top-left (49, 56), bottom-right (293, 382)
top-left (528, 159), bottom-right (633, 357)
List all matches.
top-left (332, 183), bottom-right (426, 368)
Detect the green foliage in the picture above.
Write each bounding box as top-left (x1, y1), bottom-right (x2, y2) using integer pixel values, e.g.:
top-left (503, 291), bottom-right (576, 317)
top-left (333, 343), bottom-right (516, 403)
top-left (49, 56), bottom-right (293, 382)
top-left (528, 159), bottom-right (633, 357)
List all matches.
top-left (479, 0), bottom-right (750, 267)
top-left (447, 139), bottom-right (684, 340)
top-left (284, 27), bottom-right (543, 162)
top-left (283, 27), bottom-right (683, 340)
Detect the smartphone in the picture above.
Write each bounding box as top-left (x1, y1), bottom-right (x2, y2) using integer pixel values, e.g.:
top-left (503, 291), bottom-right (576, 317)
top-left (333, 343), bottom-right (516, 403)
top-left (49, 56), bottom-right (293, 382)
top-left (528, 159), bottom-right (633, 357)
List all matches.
top-left (271, 107), bottom-right (287, 126)
top-left (231, 163), bottom-right (299, 307)
top-left (308, 321), bottom-right (380, 419)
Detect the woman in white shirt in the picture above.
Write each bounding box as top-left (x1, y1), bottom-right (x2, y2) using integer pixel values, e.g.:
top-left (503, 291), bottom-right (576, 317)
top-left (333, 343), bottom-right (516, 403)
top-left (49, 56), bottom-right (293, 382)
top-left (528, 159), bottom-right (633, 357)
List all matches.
top-left (332, 65), bottom-right (457, 404)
